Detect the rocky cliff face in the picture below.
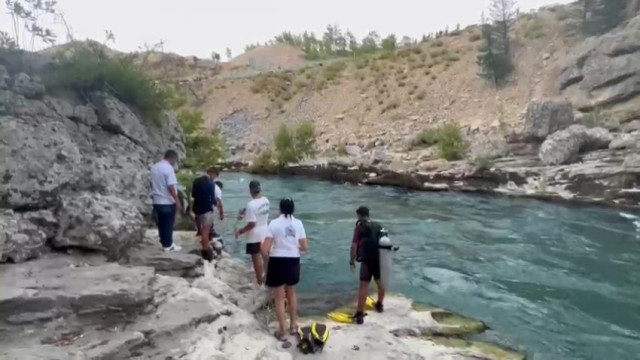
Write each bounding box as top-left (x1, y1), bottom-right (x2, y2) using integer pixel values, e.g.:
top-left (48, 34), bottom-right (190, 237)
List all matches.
top-left (560, 14), bottom-right (640, 125)
top-left (0, 58), bottom-right (184, 263)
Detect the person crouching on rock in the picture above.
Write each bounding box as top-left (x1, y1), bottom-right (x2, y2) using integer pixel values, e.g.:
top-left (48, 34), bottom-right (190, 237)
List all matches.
top-left (235, 180), bottom-right (270, 285)
top-left (350, 206), bottom-right (385, 324)
top-left (191, 166), bottom-right (219, 261)
top-left (150, 150), bottom-right (182, 252)
top-left (262, 197), bottom-right (308, 343)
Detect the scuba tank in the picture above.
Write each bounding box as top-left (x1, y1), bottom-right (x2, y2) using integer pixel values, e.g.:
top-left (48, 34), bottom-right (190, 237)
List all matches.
top-left (378, 228), bottom-right (398, 289)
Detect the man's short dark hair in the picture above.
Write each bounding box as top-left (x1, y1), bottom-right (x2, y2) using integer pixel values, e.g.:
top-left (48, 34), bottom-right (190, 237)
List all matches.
top-left (207, 166), bottom-right (219, 176)
top-left (249, 180), bottom-right (261, 194)
top-left (356, 206), bottom-right (369, 217)
top-left (164, 150), bottom-right (178, 160)
top-left (214, 180), bottom-right (223, 189)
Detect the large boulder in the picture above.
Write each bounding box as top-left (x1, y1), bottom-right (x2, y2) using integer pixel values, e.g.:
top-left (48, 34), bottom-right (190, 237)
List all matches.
top-left (623, 154), bottom-right (640, 168)
top-left (539, 125), bottom-right (612, 165)
top-left (0, 65), bottom-right (9, 89)
top-left (559, 15), bottom-right (640, 123)
top-left (523, 99), bottom-right (575, 140)
top-left (0, 68), bottom-right (184, 263)
top-left (11, 72), bottom-right (45, 98)
top-left (609, 131), bottom-right (640, 150)
top-left (54, 193), bottom-right (146, 259)
top-left (0, 210), bottom-right (56, 263)
top-left (345, 145), bottom-right (363, 157)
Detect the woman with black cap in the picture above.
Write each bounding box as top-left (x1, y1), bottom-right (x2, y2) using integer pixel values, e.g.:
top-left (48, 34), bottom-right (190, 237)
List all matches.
top-left (262, 197), bottom-right (309, 344)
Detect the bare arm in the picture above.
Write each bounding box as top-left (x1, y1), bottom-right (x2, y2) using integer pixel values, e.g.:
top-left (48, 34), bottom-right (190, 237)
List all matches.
top-left (169, 185), bottom-right (181, 212)
top-left (299, 238), bottom-right (309, 252)
top-left (261, 236), bottom-right (273, 256)
top-left (217, 199), bottom-right (224, 220)
top-left (235, 221), bottom-right (256, 239)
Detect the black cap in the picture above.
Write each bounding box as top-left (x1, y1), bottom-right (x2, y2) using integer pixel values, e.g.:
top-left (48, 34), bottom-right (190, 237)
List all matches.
top-left (356, 206), bottom-right (369, 217)
top-left (249, 180), bottom-right (261, 193)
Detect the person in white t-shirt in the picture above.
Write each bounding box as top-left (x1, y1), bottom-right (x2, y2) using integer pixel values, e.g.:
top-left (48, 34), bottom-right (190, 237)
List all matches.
top-left (261, 198), bottom-right (308, 343)
top-left (235, 180), bottom-right (270, 285)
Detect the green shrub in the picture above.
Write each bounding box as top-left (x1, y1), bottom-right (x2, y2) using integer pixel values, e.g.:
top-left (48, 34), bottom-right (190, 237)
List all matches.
top-left (416, 90), bottom-right (427, 100)
top-left (322, 61), bottom-right (347, 82)
top-left (582, 108), bottom-right (605, 128)
top-left (46, 43), bottom-right (175, 124)
top-left (273, 122), bottom-right (317, 166)
top-left (295, 121), bottom-right (316, 158)
top-left (411, 47), bottom-right (423, 54)
top-left (337, 143), bottom-right (348, 156)
top-left (176, 170), bottom-right (199, 195)
top-left (251, 149), bottom-right (276, 173)
top-left (274, 124), bottom-right (297, 166)
top-left (433, 39), bottom-right (444, 47)
top-left (443, 52), bottom-right (460, 62)
top-left (472, 155), bottom-right (494, 171)
top-left (178, 110), bottom-right (226, 170)
top-left (523, 17), bottom-right (546, 39)
top-left (411, 129), bottom-right (438, 149)
top-left (435, 123), bottom-right (468, 160)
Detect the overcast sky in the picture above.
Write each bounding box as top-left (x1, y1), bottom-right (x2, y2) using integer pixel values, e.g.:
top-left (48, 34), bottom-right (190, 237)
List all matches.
top-left (1, 0), bottom-right (572, 58)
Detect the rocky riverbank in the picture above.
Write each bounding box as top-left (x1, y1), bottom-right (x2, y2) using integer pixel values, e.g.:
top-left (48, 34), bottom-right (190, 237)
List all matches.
top-left (1, 230), bottom-right (525, 360)
top-left (228, 103), bottom-right (640, 209)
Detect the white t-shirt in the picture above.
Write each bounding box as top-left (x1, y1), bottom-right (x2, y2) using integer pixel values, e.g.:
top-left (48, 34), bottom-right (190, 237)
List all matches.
top-left (150, 160), bottom-right (177, 205)
top-left (245, 196), bottom-right (270, 243)
top-left (214, 184), bottom-right (222, 201)
top-left (267, 215), bottom-right (307, 258)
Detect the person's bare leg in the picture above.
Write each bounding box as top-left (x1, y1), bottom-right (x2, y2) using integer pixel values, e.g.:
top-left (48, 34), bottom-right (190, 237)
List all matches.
top-left (273, 286), bottom-right (286, 336)
top-left (200, 221), bottom-right (210, 250)
top-left (356, 281), bottom-right (369, 313)
top-left (262, 255), bottom-right (269, 283)
top-left (251, 254), bottom-right (263, 285)
top-left (375, 279), bottom-right (385, 304)
top-left (285, 285), bottom-right (298, 333)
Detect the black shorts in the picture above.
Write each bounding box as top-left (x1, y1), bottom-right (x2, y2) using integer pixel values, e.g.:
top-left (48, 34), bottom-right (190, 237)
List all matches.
top-left (246, 242), bottom-right (261, 254)
top-left (360, 261), bottom-right (381, 282)
top-left (266, 257), bottom-right (300, 287)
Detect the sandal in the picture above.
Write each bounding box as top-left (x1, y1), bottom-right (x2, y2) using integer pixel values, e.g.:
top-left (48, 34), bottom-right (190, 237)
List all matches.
top-left (273, 331), bottom-right (292, 349)
top-left (289, 325), bottom-right (299, 336)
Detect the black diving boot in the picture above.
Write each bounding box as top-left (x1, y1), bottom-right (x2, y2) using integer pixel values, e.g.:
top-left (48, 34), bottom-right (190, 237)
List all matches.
top-left (375, 301), bottom-right (384, 313)
top-left (353, 311), bottom-right (365, 325)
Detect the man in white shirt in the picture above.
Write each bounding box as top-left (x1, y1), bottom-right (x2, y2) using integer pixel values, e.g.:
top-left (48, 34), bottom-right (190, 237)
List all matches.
top-left (150, 150), bottom-right (182, 252)
top-left (235, 180), bottom-right (270, 285)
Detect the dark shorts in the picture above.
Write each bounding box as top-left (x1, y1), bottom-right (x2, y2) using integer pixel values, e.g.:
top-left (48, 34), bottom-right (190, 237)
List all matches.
top-left (246, 242), bottom-right (261, 255)
top-left (360, 261), bottom-right (381, 282)
top-left (266, 257), bottom-right (300, 288)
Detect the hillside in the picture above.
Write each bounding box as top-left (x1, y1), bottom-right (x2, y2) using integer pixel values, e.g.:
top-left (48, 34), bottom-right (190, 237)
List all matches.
top-left (166, 4), bottom-right (590, 163)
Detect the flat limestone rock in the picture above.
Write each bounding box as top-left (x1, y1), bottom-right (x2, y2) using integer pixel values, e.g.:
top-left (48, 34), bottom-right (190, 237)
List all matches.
top-left (276, 295), bottom-right (518, 360)
top-left (0, 260), bottom-right (155, 324)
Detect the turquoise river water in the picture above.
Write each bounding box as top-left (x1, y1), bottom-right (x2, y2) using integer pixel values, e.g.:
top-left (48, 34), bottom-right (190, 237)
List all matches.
top-left (211, 173), bottom-right (640, 360)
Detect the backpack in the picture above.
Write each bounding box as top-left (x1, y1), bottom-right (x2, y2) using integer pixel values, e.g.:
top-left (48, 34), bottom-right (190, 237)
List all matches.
top-left (297, 322), bottom-right (329, 354)
top-left (356, 220), bottom-right (383, 263)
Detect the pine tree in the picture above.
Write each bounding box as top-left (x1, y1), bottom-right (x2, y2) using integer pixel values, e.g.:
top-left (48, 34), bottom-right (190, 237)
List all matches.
top-left (476, 14), bottom-right (514, 87)
top-left (489, 0), bottom-right (517, 56)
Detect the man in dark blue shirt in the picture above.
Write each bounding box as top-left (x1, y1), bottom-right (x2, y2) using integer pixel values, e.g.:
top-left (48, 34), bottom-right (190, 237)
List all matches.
top-left (191, 167), bottom-right (219, 260)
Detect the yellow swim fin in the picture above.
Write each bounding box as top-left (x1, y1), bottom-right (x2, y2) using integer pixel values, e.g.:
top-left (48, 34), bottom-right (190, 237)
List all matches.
top-left (326, 312), bottom-right (353, 324)
top-left (365, 296), bottom-right (376, 310)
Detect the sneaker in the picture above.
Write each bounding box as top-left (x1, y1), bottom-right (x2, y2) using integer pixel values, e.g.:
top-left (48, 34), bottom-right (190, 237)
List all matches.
top-left (375, 301), bottom-right (384, 313)
top-left (354, 312), bottom-right (365, 325)
top-left (163, 244), bottom-right (183, 252)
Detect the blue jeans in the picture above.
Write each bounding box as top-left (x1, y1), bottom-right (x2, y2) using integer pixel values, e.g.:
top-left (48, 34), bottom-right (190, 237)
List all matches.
top-left (153, 204), bottom-right (176, 248)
